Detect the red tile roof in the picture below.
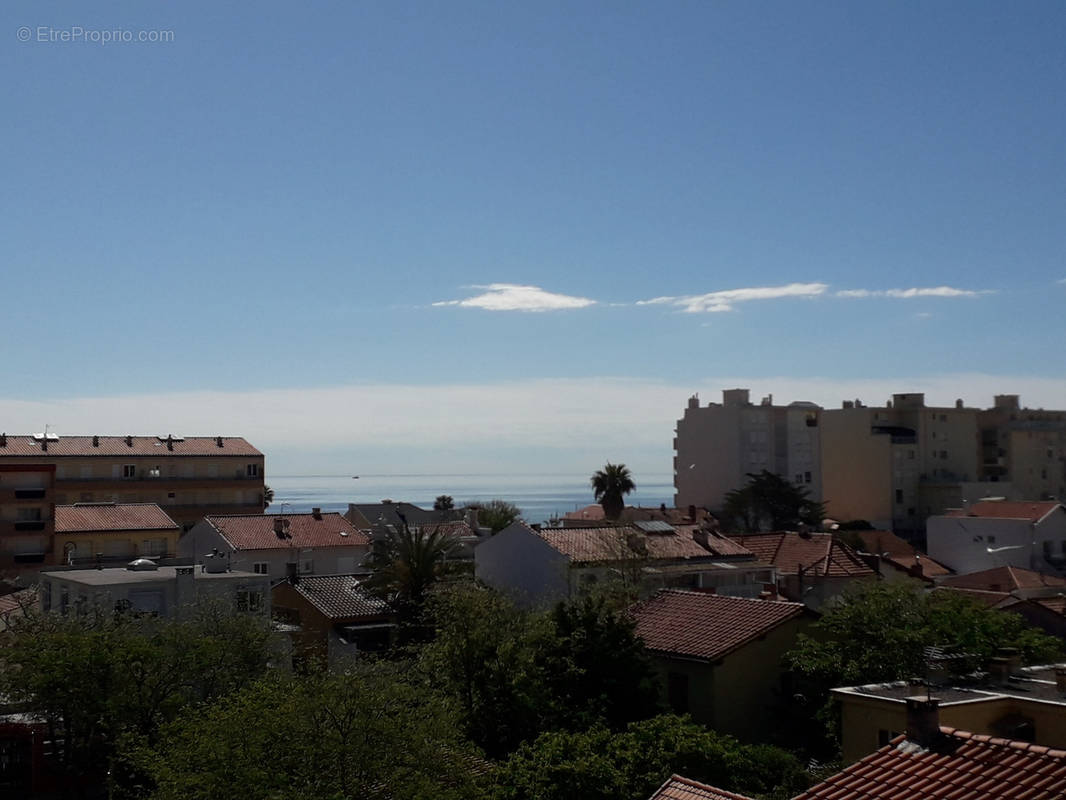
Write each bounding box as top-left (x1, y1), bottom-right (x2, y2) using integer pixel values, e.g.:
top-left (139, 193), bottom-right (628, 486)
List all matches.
top-left (0, 435), bottom-right (262, 457)
top-left (792, 727), bottom-right (1066, 800)
top-left (206, 513), bottom-right (370, 551)
top-left (534, 525), bottom-right (732, 564)
top-left (291, 575), bottom-right (388, 620)
top-left (647, 775), bottom-right (755, 800)
top-left (946, 501), bottom-right (1062, 523)
top-left (851, 530), bottom-right (951, 578)
top-left (940, 566), bottom-right (1066, 593)
top-left (631, 589), bottom-right (805, 662)
top-left (729, 532), bottom-right (875, 578)
top-left (55, 503), bottom-right (179, 533)
top-left (563, 505), bottom-right (716, 526)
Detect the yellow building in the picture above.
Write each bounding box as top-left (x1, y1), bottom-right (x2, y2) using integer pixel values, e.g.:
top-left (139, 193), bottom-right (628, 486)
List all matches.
top-left (834, 662), bottom-right (1066, 764)
top-left (53, 502), bottom-right (181, 566)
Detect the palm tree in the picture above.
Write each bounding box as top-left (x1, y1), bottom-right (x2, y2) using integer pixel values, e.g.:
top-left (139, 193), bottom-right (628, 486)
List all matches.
top-left (262, 485), bottom-right (274, 509)
top-left (365, 522), bottom-right (460, 621)
top-left (591, 463), bottom-right (636, 521)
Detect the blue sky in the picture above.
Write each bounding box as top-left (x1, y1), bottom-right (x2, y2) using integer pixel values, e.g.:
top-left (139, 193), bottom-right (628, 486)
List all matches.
top-left (3, 2), bottom-right (1065, 476)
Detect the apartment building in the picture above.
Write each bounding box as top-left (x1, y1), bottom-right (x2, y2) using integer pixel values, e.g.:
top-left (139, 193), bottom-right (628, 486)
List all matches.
top-left (0, 434), bottom-right (265, 570)
top-left (674, 389), bottom-right (822, 511)
top-left (675, 391), bottom-right (1064, 534)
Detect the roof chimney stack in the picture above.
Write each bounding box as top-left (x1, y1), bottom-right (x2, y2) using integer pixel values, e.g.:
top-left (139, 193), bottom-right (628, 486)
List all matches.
top-left (92, 435), bottom-right (99, 447)
top-left (312, 507), bottom-right (322, 520)
top-left (216, 436), bottom-right (224, 447)
top-left (905, 696), bottom-right (941, 748)
top-left (125, 435), bottom-right (133, 447)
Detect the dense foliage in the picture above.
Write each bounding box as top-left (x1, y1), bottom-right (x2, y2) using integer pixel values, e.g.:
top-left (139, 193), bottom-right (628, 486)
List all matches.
top-left (0, 603), bottom-right (279, 793)
top-left (721, 470), bottom-right (826, 532)
top-left (467, 498), bottom-right (522, 533)
top-left (784, 580), bottom-right (1064, 753)
top-left (492, 715), bottom-right (811, 800)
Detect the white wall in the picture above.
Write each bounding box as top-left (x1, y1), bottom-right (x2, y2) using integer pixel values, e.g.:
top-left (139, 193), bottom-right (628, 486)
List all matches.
top-left (475, 523), bottom-right (570, 607)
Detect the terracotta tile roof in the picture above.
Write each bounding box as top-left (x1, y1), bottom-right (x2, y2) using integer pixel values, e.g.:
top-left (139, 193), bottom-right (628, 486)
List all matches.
top-left (533, 524), bottom-right (727, 564)
top-left (940, 566), bottom-right (1066, 593)
top-left (729, 532), bottom-right (875, 578)
top-left (946, 501), bottom-right (1062, 523)
top-left (563, 505), bottom-right (716, 526)
top-left (647, 774), bottom-right (755, 800)
top-left (206, 513), bottom-right (370, 551)
top-left (933, 586), bottom-right (1013, 609)
top-left (292, 575), bottom-right (388, 620)
top-left (631, 589), bottom-right (805, 662)
top-left (1031, 595), bottom-right (1066, 615)
top-left (0, 435), bottom-right (262, 457)
top-left (0, 588), bottom-right (36, 620)
top-left (851, 530), bottom-right (951, 578)
top-left (55, 503), bottom-right (179, 533)
top-left (673, 526), bottom-right (755, 558)
top-left (792, 727), bottom-right (1066, 800)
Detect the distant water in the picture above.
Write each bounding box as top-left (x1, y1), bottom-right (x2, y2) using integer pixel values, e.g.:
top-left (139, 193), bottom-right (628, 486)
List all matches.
top-left (265, 473), bottom-right (675, 526)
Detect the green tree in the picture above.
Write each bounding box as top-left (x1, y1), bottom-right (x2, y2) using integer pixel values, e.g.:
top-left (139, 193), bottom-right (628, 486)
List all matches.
top-left (466, 499), bottom-right (521, 534)
top-left (591, 463), bottom-right (636, 520)
top-left (364, 521), bottom-right (461, 630)
top-left (434, 494), bottom-right (455, 511)
top-left (262, 484), bottom-right (274, 509)
top-left (492, 715), bottom-right (810, 800)
top-left (538, 593), bottom-right (662, 731)
top-left (721, 470), bottom-right (825, 532)
top-left (784, 580), bottom-right (1064, 754)
top-left (0, 602), bottom-right (279, 795)
top-left (132, 665), bottom-right (485, 800)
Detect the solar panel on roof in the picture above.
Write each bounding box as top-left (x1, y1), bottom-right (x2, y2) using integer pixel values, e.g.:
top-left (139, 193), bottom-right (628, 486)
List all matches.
top-left (634, 520), bottom-right (675, 533)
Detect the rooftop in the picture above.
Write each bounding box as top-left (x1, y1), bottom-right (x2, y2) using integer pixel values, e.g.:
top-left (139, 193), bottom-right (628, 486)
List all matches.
top-left (0, 435), bottom-right (262, 458)
top-left (834, 665), bottom-right (1066, 708)
top-left (850, 529), bottom-right (951, 579)
top-left (945, 500), bottom-right (1062, 524)
top-left (647, 775), bottom-right (755, 800)
top-left (41, 565), bottom-right (264, 586)
top-left (631, 589), bottom-right (806, 662)
top-left (532, 524), bottom-right (744, 564)
top-left (206, 513), bottom-right (370, 551)
top-left (729, 532), bottom-right (875, 578)
top-left (792, 727), bottom-right (1066, 800)
top-left (291, 574), bottom-right (388, 620)
top-left (55, 503), bottom-right (179, 533)
top-left (940, 566), bottom-right (1066, 593)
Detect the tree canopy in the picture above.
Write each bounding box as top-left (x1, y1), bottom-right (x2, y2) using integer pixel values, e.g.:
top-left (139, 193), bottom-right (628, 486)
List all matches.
top-left (434, 494), bottom-right (455, 511)
top-left (467, 498), bottom-right (521, 534)
top-left (491, 715), bottom-right (810, 800)
top-left (721, 470), bottom-right (825, 532)
top-left (591, 463), bottom-right (636, 520)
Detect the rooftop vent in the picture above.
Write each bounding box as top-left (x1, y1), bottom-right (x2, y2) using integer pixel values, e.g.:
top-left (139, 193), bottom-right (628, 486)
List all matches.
top-left (125, 435), bottom-right (133, 447)
top-left (312, 507), bottom-right (323, 520)
top-left (215, 436), bottom-right (224, 447)
top-left (126, 558), bottom-right (159, 571)
top-left (92, 435), bottom-right (99, 447)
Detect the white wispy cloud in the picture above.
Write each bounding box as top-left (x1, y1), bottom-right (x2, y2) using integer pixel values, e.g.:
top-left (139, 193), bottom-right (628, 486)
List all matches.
top-left (636, 282), bottom-right (828, 313)
top-left (836, 286), bottom-right (986, 299)
top-left (433, 283), bottom-right (596, 312)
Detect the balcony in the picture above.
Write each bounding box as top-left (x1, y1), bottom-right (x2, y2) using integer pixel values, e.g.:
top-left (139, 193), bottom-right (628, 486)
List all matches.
top-left (0, 520), bottom-right (53, 537)
top-left (57, 474), bottom-right (263, 491)
top-left (14, 488), bottom-right (47, 500)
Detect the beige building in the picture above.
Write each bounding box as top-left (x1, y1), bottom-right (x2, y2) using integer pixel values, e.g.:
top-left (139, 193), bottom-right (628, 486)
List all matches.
top-left (53, 502), bottom-right (182, 566)
top-left (834, 663), bottom-right (1066, 764)
top-left (674, 391), bottom-right (1064, 534)
top-left (674, 389), bottom-right (822, 512)
top-left (0, 435), bottom-right (265, 555)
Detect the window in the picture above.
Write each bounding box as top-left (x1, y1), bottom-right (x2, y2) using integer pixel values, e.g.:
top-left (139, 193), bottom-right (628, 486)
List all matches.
top-left (1041, 468), bottom-right (1048, 480)
top-left (795, 474), bottom-right (803, 484)
top-left (940, 450), bottom-right (948, 460)
top-left (908, 450), bottom-right (915, 460)
top-left (940, 414), bottom-right (947, 422)
top-left (148, 466), bottom-right (161, 478)
top-left (301, 559), bottom-right (313, 574)
top-left (878, 729), bottom-right (901, 747)
top-left (805, 412), bottom-right (818, 427)
top-left (1044, 541), bottom-right (1054, 559)
top-left (988, 535), bottom-right (996, 545)
top-left (246, 463), bottom-right (260, 477)
top-left (253, 562), bottom-right (269, 575)
top-left (16, 508), bottom-right (42, 521)
top-left (667, 672), bottom-right (690, 713)
top-left (122, 464), bottom-right (136, 478)
top-left (895, 489), bottom-right (903, 504)
top-left (804, 471), bottom-right (812, 483)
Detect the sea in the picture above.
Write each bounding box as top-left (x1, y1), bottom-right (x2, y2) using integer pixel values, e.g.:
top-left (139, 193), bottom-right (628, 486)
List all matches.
top-left (265, 473), bottom-right (676, 526)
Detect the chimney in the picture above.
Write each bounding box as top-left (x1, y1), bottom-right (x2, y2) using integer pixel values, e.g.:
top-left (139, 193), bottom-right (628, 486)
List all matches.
top-left (312, 507), bottom-right (322, 520)
top-left (905, 696), bottom-right (941, 748)
top-left (274, 517), bottom-right (285, 535)
top-left (693, 526), bottom-right (711, 551)
top-left (0, 432), bottom-right (6, 447)
top-left (625, 532), bottom-right (648, 556)
top-left (688, 504), bottom-right (696, 522)
top-left (758, 590), bottom-right (773, 600)
top-left (216, 436), bottom-right (224, 447)
top-left (465, 506), bottom-right (479, 531)
top-left (1055, 667), bottom-right (1066, 694)
top-left (125, 435), bottom-right (133, 447)
top-left (92, 435), bottom-right (99, 447)
top-left (41, 437), bottom-right (47, 452)
top-left (166, 435), bottom-right (174, 451)
top-left (988, 656), bottom-right (1012, 685)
